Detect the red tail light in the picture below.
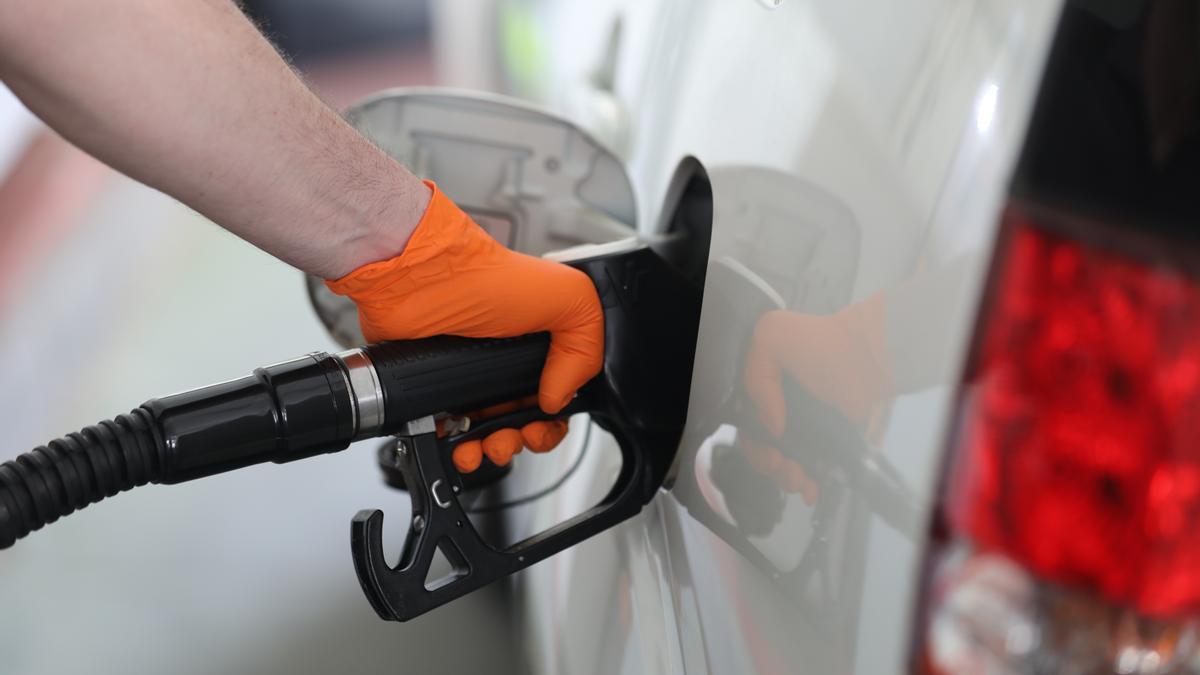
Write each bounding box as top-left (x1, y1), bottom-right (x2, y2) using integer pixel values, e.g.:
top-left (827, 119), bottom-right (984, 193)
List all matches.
top-left (918, 203), bottom-right (1200, 673)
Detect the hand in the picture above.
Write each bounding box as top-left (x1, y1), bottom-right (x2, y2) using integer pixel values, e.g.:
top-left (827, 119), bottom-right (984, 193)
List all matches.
top-left (442, 398), bottom-right (571, 474)
top-left (743, 297), bottom-right (889, 438)
top-left (738, 297), bottom-right (890, 496)
top-left (740, 435), bottom-right (821, 505)
top-left (327, 182), bottom-right (604, 472)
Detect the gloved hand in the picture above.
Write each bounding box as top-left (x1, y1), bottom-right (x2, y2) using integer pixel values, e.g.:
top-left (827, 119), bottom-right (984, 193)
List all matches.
top-left (442, 398), bottom-right (571, 473)
top-left (739, 295), bottom-right (891, 498)
top-left (326, 182), bottom-right (603, 473)
top-left (743, 295), bottom-right (890, 437)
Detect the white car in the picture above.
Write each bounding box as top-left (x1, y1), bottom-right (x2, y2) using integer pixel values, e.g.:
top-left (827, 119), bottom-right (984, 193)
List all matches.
top-left (387, 1), bottom-right (1200, 673)
top-left (3, 1), bottom-right (1191, 673)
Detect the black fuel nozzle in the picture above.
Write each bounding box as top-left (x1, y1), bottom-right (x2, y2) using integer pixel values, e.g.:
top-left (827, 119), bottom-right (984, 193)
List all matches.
top-left (0, 243), bottom-right (703, 622)
top-left (0, 333), bottom-right (551, 549)
top-left (349, 243), bottom-right (703, 621)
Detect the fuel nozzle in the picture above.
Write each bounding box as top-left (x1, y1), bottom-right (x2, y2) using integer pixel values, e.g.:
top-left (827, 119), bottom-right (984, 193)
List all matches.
top-left (0, 334), bottom-right (549, 550)
top-left (0, 243), bottom-right (703, 622)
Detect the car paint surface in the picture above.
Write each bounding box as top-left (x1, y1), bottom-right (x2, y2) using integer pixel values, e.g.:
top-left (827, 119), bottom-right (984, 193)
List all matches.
top-left (491, 1), bottom-right (1066, 672)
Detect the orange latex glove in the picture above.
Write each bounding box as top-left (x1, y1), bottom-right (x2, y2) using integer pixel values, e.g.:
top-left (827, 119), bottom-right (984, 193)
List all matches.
top-left (739, 295), bottom-right (892, 499)
top-left (740, 434), bottom-right (821, 505)
top-left (326, 182), bottom-right (602, 472)
top-left (443, 398), bottom-right (571, 473)
top-left (743, 295), bottom-right (890, 438)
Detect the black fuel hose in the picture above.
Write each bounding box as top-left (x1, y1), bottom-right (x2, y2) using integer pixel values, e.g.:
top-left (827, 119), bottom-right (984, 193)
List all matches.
top-left (0, 334), bottom-right (549, 550)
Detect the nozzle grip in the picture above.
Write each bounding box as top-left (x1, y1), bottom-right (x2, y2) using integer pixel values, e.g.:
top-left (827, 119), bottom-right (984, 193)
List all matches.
top-left (364, 334), bottom-right (550, 433)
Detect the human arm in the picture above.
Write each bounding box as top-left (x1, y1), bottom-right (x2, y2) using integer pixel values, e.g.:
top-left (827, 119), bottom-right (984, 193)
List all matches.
top-left (0, 0), bottom-right (426, 279)
top-left (0, 0), bottom-right (603, 466)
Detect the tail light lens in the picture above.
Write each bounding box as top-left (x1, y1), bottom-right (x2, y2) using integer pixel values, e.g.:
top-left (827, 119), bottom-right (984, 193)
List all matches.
top-left (917, 203), bottom-right (1200, 674)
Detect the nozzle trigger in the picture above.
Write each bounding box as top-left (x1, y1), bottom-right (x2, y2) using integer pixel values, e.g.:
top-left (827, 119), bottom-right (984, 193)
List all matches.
top-left (350, 403), bottom-right (647, 621)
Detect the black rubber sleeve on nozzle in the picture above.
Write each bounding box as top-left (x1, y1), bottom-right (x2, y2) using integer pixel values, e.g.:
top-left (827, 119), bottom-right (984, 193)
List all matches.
top-left (0, 335), bottom-right (550, 550)
top-left (365, 333), bottom-right (551, 435)
top-left (0, 353), bottom-right (356, 549)
top-left (146, 352), bottom-right (356, 484)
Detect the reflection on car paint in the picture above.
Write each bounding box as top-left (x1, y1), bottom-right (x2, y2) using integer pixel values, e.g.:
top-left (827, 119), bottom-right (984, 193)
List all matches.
top-left (671, 166), bottom-right (988, 668)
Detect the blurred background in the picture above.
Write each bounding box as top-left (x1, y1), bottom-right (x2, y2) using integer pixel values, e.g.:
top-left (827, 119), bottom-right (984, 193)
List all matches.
top-left (0, 1), bottom-right (537, 673)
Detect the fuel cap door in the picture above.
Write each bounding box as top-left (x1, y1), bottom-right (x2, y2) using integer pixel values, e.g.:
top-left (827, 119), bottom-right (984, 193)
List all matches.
top-left (309, 87), bottom-right (638, 348)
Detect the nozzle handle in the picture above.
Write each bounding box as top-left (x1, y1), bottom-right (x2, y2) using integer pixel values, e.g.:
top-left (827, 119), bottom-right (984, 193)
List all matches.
top-left (363, 333), bottom-right (550, 433)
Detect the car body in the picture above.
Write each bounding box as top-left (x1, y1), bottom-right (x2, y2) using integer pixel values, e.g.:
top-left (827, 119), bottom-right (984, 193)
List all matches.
top-left (345, 1), bottom-right (1200, 672)
top-left (470, 1), bottom-right (1059, 673)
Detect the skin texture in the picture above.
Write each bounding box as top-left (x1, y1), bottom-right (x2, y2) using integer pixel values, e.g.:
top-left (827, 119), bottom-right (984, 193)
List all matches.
top-left (0, 0), bottom-right (429, 279)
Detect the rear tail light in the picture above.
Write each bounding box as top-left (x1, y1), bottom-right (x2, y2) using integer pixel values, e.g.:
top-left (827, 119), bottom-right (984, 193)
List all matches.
top-left (916, 203), bottom-right (1200, 674)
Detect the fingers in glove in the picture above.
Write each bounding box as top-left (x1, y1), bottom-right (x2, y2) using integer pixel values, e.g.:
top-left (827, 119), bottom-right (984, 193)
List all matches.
top-left (452, 440), bottom-right (483, 473)
top-left (452, 398), bottom-right (568, 473)
top-left (777, 459), bottom-right (820, 505)
top-left (539, 267), bottom-right (604, 414)
top-left (741, 436), bottom-right (784, 474)
top-left (521, 419), bottom-right (569, 453)
top-left (452, 422), bottom-right (566, 473)
top-left (743, 311), bottom-right (789, 440)
top-left (741, 436), bottom-right (819, 505)
top-left (482, 428), bottom-right (523, 467)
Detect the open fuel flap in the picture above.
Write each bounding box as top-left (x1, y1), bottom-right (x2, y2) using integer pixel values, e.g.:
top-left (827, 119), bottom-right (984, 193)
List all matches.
top-left (306, 89), bottom-right (703, 621)
top-left (309, 88), bottom-right (639, 348)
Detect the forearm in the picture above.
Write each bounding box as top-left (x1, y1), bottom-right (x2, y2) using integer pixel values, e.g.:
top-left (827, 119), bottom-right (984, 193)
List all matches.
top-left (0, 0), bottom-right (428, 278)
